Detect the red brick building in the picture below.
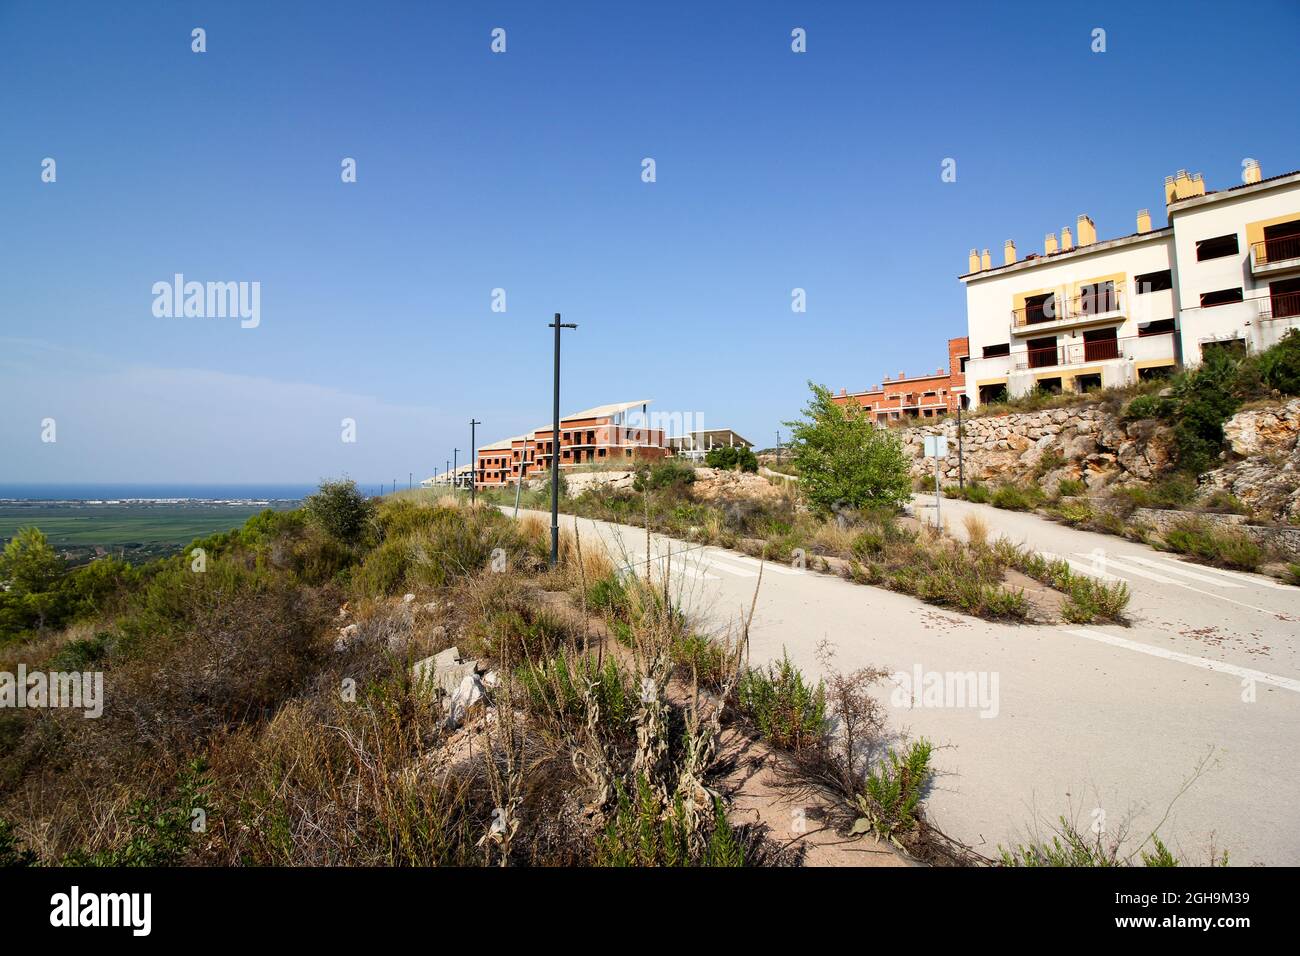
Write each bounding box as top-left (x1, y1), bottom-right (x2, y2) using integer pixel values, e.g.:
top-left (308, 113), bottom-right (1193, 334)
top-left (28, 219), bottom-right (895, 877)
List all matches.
top-left (832, 337), bottom-right (969, 423)
top-left (474, 400), bottom-right (670, 487)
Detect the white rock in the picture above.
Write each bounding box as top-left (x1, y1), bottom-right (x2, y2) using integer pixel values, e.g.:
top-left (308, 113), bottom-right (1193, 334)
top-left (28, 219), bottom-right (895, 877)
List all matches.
top-left (446, 673), bottom-right (487, 728)
top-left (402, 593), bottom-right (416, 604)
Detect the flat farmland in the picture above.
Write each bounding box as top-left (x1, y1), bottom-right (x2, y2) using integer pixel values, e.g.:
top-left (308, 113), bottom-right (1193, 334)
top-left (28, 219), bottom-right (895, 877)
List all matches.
top-left (0, 502), bottom-right (288, 546)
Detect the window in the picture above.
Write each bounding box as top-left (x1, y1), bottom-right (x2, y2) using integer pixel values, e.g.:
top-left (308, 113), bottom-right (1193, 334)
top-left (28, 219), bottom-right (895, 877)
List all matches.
top-left (1139, 318), bottom-right (1176, 336)
top-left (1027, 336), bottom-right (1057, 369)
top-left (1200, 287), bottom-right (1243, 308)
top-left (1083, 327), bottom-right (1118, 361)
top-left (983, 343), bottom-right (1010, 358)
top-left (1134, 269), bottom-right (1172, 293)
top-left (959, 356), bottom-right (968, 373)
top-left (1075, 374), bottom-right (1102, 394)
top-left (1077, 280), bottom-right (1118, 314)
top-left (1024, 292), bottom-right (1056, 325)
top-left (1196, 234), bottom-right (1239, 261)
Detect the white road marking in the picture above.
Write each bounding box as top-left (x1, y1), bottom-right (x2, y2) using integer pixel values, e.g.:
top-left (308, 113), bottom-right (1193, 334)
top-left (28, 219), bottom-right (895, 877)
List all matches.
top-left (1040, 551), bottom-right (1126, 583)
top-left (1065, 628), bottom-right (1300, 694)
top-left (701, 558), bottom-right (759, 578)
top-left (624, 552), bottom-right (719, 582)
top-left (1073, 553), bottom-right (1183, 586)
top-left (1069, 554), bottom-right (1291, 619)
top-left (711, 552), bottom-right (804, 576)
top-left (1146, 555), bottom-right (1295, 591)
top-left (1118, 554), bottom-right (1244, 588)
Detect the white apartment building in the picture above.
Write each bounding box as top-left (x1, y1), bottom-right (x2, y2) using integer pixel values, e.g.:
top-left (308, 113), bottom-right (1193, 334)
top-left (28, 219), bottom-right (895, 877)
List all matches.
top-left (961, 161), bottom-right (1300, 408)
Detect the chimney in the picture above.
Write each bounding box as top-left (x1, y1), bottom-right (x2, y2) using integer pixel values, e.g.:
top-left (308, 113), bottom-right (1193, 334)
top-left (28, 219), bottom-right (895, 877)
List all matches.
top-left (981, 248), bottom-right (991, 270)
top-left (838, 387), bottom-right (846, 396)
top-left (968, 248), bottom-right (981, 273)
top-left (1004, 239), bottom-right (1017, 265)
top-left (1165, 169), bottom-right (1206, 203)
top-left (1076, 214), bottom-right (1096, 246)
top-left (1244, 159), bottom-right (1262, 184)
top-left (1061, 226), bottom-right (1074, 251)
top-left (1136, 208), bottom-right (1151, 234)
top-left (1044, 232), bottom-right (1058, 255)
top-left (898, 371), bottom-right (906, 380)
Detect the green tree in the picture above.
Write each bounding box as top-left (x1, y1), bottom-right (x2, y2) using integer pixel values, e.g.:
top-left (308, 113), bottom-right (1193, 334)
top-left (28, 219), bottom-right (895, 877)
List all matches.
top-left (303, 479), bottom-right (373, 546)
top-left (784, 382), bottom-right (912, 514)
top-left (0, 527), bottom-right (63, 594)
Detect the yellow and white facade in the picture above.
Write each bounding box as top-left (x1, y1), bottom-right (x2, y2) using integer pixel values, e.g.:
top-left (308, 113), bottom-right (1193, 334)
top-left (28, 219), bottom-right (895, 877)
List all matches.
top-left (961, 162), bottom-right (1300, 408)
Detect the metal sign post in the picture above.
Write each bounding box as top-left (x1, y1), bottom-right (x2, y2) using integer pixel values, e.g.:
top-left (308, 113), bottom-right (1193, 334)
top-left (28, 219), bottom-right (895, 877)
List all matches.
top-left (923, 434), bottom-right (949, 529)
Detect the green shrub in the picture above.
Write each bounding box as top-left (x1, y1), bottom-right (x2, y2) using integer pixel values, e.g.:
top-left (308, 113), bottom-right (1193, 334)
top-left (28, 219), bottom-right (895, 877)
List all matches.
top-left (785, 382), bottom-right (912, 515)
top-left (515, 652), bottom-right (631, 728)
top-left (704, 446), bottom-right (758, 473)
top-left (1055, 478), bottom-right (1086, 498)
top-left (1056, 501), bottom-right (1094, 526)
top-left (595, 775), bottom-right (744, 867)
top-left (852, 738), bottom-right (933, 842)
top-left (1161, 518), bottom-right (1263, 571)
top-left (303, 478), bottom-right (373, 546)
top-left (736, 652), bottom-right (827, 751)
top-left (634, 458), bottom-right (696, 493)
top-left (1061, 577), bottom-right (1131, 624)
top-left (991, 484), bottom-right (1044, 511)
top-left (670, 633), bottom-right (729, 689)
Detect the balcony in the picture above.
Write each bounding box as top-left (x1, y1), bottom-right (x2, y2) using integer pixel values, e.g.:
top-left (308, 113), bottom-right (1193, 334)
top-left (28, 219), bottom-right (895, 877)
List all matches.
top-left (1011, 287), bottom-right (1126, 335)
top-left (1013, 331), bottom-right (1176, 370)
top-left (1259, 291), bottom-right (1300, 322)
top-left (1251, 233), bottom-right (1300, 276)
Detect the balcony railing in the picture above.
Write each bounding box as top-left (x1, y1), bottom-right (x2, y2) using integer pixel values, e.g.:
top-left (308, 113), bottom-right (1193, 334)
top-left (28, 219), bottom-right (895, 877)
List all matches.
top-left (1252, 233), bottom-right (1300, 268)
top-left (1013, 331), bottom-right (1175, 370)
top-left (1012, 287), bottom-right (1125, 329)
top-left (1259, 291), bottom-right (1300, 321)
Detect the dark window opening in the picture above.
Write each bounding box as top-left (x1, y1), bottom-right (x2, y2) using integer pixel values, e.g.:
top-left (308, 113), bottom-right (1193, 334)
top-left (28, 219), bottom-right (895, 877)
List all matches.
top-left (1268, 277), bottom-right (1300, 319)
top-left (1201, 339), bottom-right (1246, 361)
top-left (1083, 326), bottom-right (1119, 361)
top-left (978, 383), bottom-right (1007, 405)
top-left (1077, 280), bottom-right (1118, 315)
top-left (1196, 234), bottom-right (1239, 261)
top-left (1139, 365), bottom-right (1174, 381)
top-left (959, 356), bottom-right (969, 373)
top-left (1135, 269), bottom-right (1172, 293)
top-left (1261, 221), bottom-right (1300, 264)
top-left (1139, 318), bottom-right (1177, 336)
top-left (1036, 378), bottom-right (1063, 396)
top-left (983, 343), bottom-right (1010, 358)
top-left (1200, 288), bottom-right (1243, 308)
top-left (1075, 374), bottom-right (1102, 393)
top-left (1024, 292), bottom-right (1056, 325)
top-left (1027, 335), bottom-right (1058, 368)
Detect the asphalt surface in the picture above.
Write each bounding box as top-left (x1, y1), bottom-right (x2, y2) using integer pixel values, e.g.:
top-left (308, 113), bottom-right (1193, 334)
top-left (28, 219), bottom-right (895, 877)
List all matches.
top-left (512, 502), bottom-right (1300, 865)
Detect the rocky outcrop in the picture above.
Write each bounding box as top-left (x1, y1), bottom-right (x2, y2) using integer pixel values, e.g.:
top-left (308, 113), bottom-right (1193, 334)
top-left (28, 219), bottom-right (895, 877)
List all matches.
top-left (690, 467), bottom-right (787, 502)
top-left (1201, 399), bottom-right (1300, 522)
top-left (901, 406), bottom-right (1176, 493)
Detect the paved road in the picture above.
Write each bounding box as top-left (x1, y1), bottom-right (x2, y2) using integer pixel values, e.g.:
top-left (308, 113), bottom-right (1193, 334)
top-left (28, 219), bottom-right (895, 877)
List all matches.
top-left (513, 504), bottom-right (1300, 865)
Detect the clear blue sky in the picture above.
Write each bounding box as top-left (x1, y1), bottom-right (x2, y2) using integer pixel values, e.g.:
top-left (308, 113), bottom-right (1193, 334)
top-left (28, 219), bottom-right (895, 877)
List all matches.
top-left (3, 0), bottom-right (1298, 483)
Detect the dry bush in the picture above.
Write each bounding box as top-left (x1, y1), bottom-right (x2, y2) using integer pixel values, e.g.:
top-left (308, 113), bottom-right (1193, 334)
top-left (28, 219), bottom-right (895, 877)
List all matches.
top-left (963, 513), bottom-right (989, 549)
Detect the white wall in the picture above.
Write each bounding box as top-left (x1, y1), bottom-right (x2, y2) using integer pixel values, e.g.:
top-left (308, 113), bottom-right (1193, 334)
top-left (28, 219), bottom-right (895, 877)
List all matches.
top-left (1170, 179), bottom-right (1300, 362)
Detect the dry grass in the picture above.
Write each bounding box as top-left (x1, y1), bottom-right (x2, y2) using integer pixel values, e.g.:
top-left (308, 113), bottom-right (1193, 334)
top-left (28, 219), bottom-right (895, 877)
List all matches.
top-left (962, 513), bottom-right (989, 549)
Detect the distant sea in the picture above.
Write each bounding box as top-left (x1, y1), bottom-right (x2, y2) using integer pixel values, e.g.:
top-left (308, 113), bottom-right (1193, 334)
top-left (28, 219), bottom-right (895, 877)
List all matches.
top-left (0, 483), bottom-right (321, 502)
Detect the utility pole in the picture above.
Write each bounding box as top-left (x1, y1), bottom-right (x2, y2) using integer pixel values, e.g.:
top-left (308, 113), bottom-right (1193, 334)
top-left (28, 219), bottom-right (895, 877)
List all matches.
top-left (408, 472), bottom-right (412, 491)
top-left (445, 459), bottom-right (450, 489)
top-left (453, 449), bottom-right (459, 494)
top-left (776, 429), bottom-right (782, 467)
top-left (469, 419), bottom-right (481, 503)
top-left (548, 313), bottom-right (577, 567)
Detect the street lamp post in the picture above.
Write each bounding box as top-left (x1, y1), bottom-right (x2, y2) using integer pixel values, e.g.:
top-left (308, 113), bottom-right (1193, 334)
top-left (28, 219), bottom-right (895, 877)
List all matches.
top-left (548, 313), bottom-right (577, 567)
top-left (470, 419), bottom-right (481, 503)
